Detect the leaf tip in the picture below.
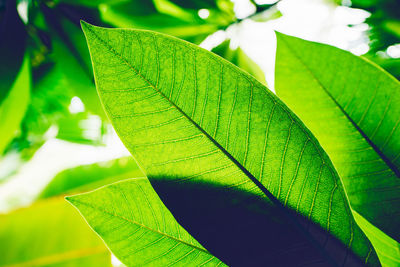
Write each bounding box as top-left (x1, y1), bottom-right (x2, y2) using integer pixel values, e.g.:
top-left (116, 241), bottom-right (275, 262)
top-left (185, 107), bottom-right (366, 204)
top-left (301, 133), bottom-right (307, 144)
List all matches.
top-left (64, 195), bottom-right (73, 203)
top-left (80, 20), bottom-right (91, 31)
top-left (80, 20), bottom-right (98, 41)
top-left (65, 195), bottom-right (79, 207)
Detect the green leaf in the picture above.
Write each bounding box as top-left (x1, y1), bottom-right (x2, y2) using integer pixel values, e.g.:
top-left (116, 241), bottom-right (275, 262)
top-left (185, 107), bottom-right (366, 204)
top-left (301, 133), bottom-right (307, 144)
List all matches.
top-left (0, 54), bottom-right (30, 155)
top-left (38, 157), bottom-right (143, 199)
top-left (211, 39), bottom-right (266, 85)
top-left (82, 22), bottom-right (379, 265)
top-left (275, 32), bottom-right (400, 245)
top-left (353, 211), bottom-right (400, 267)
top-left (0, 198), bottom-right (111, 267)
top-left (67, 178), bottom-right (225, 266)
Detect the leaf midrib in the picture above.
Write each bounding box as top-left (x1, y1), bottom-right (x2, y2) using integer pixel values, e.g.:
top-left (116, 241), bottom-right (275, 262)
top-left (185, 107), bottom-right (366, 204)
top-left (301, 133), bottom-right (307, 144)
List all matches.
top-left (85, 24), bottom-right (335, 213)
top-left (279, 36), bottom-right (400, 179)
top-left (84, 24), bottom-right (284, 213)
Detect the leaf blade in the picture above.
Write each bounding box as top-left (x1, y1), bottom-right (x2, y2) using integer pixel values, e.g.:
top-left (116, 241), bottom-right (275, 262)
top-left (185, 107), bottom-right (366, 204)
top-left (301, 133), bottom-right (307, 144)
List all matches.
top-left (275, 32), bottom-right (400, 244)
top-left (82, 22), bottom-right (379, 265)
top-left (67, 178), bottom-right (224, 266)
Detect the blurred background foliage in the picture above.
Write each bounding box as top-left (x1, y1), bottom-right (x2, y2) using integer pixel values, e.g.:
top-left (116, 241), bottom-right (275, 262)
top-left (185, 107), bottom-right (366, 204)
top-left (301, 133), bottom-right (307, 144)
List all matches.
top-left (0, 0), bottom-right (399, 266)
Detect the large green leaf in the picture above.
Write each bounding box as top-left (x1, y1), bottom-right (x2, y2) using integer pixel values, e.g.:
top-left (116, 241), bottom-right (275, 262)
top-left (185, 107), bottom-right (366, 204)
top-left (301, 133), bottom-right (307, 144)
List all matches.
top-left (67, 178), bottom-right (225, 266)
top-left (39, 157), bottom-right (143, 199)
top-left (0, 55), bottom-right (30, 156)
top-left (0, 198), bottom-right (111, 267)
top-left (275, 33), bottom-right (400, 245)
top-left (82, 22), bottom-right (378, 265)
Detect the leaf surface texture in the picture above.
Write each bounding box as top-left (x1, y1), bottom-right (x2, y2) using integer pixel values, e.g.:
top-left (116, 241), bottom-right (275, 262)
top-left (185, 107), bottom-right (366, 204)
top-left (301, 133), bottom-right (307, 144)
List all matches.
top-left (275, 32), bottom-right (400, 244)
top-left (82, 22), bottom-right (379, 266)
top-left (67, 178), bottom-right (225, 266)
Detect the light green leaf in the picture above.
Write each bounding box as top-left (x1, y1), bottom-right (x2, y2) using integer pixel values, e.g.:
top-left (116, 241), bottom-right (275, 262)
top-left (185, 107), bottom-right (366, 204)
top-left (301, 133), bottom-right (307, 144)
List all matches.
top-left (67, 178), bottom-right (225, 266)
top-left (353, 211), bottom-right (400, 267)
top-left (0, 55), bottom-right (30, 156)
top-left (275, 32), bottom-right (400, 244)
top-left (0, 198), bottom-right (111, 267)
top-left (38, 157), bottom-right (143, 199)
top-left (82, 22), bottom-right (379, 265)
top-left (212, 39), bottom-right (266, 85)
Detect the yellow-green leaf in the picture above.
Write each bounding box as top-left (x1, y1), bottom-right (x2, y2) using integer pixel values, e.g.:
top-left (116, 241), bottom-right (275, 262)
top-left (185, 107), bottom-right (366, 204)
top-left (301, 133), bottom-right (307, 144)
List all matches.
top-left (0, 198), bottom-right (111, 267)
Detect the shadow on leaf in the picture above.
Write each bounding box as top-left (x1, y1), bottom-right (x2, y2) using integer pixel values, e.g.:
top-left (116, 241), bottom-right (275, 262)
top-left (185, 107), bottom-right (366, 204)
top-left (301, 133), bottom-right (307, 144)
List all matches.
top-left (150, 177), bottom-right (364, 267)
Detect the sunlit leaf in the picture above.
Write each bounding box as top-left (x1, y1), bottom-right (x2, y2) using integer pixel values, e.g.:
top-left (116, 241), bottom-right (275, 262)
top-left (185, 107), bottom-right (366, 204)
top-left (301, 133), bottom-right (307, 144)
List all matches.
top-left (39, 157), bottom-right (143, 199)
top-left (0, 55), bottom-right (30, 156)
top-left (82, 22), bottom-right (379, 265)
top-left (67, 178), bottom-right (225, 266)
top-left (275, 33), bottom-right (400, 245)
top-left (0, 198), bottom-right (111, 267)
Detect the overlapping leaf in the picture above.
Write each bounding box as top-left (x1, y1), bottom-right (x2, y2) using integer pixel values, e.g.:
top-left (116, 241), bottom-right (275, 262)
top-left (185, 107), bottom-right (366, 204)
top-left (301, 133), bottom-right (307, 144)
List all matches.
top-left (275, 33), bottom-right (400, 245)
top-left (67, 178), bottom-right (225, 266)
top-left (81, 22), bottom-right (379, 265)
